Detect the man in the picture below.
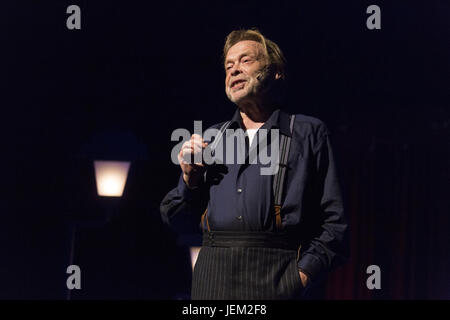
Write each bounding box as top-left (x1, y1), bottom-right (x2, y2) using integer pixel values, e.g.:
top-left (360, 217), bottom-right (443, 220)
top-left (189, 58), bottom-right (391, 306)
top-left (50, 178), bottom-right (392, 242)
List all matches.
top-left (160, 29), bottom-right (348, 300)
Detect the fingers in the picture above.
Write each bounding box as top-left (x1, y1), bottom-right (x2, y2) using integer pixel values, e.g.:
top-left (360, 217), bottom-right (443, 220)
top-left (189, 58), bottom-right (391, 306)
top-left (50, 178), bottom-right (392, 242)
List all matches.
top-left (179, 134), bottom-right (208, 165)
top-left (190, 134), bottom-right (207, 150)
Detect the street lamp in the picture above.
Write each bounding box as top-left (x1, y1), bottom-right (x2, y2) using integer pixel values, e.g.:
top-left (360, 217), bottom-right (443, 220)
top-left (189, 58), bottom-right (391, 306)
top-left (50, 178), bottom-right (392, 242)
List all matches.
top-left (94, 160), bottom-right (131, 197)
top-left (68, 130), bottom-right (147, 300)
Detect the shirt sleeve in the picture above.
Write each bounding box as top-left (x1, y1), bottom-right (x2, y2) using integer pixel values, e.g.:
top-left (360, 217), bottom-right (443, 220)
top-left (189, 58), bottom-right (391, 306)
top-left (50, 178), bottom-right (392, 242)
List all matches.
top-left (297, 124), bottom-right (349, 284)
top-left (160, 173), bottom-right (208, 233)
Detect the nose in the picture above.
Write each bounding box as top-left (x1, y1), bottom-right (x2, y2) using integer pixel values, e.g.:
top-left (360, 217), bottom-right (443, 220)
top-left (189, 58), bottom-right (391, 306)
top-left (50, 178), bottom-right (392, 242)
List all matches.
top-left (230, 63), bottom-right (241, 77)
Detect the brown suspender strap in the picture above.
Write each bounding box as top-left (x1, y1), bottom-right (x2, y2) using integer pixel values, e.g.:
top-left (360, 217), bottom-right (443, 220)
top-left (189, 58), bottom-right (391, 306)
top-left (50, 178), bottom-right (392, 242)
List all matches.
top-left (274, 205), bottom-right (282, 230)
top-left (273, 114), bottom-right (296, 231)
top-left (201, 208), bottom-right (211, 232)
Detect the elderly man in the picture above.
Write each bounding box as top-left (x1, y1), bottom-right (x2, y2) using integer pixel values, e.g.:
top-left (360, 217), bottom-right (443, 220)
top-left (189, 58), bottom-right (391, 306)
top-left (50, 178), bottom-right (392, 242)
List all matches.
top-left (161, 29), bottom-right (348, 300)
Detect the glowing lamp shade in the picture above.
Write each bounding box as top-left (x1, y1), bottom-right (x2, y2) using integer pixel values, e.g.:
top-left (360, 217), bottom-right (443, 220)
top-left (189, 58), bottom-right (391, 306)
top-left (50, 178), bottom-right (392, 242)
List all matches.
top-left (190, 247), bottom-right (202, 271)
top-left (94, 160), bottom-right (131, 197)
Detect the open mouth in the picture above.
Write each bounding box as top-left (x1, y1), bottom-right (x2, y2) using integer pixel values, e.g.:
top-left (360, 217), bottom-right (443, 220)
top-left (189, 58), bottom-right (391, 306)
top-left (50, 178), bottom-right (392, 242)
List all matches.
top-left (231, 79), bottom-right (246, 89)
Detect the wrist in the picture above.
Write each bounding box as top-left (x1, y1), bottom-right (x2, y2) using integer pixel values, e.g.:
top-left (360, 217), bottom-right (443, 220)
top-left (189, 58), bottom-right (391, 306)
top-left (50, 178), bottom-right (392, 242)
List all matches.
top-left (183, 173), bottom-right (201, 189)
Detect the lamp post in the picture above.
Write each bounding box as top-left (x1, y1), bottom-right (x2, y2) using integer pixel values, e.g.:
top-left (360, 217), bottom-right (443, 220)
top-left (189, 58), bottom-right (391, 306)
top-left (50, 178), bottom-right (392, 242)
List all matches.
top-left (67, 159), bottom-right (131, 300)
top-left (68, 130), bottom-right (146, 300)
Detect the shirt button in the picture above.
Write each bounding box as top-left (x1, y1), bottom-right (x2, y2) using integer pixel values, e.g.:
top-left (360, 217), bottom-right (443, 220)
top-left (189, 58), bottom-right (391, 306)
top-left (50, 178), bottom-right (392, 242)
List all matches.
top-left (237, 188), bottom-right (243, 193)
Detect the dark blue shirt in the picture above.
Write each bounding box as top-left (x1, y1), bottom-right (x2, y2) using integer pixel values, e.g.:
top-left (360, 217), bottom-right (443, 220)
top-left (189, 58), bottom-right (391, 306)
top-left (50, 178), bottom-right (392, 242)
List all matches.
top-left (161, 108), bottom-right (349, 282)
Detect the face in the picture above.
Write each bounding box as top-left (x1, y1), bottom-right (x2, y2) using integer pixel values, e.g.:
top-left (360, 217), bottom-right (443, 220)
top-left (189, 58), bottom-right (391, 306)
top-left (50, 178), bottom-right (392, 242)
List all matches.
top-left (224, 40), bottom-right (269, 104)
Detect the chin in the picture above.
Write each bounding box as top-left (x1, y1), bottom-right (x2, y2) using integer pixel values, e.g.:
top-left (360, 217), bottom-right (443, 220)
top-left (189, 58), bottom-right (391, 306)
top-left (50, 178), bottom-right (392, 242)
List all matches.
top-left (229, 96), bottom-right (243, 105)
top-left (229, 90), bottom-right (248, 104)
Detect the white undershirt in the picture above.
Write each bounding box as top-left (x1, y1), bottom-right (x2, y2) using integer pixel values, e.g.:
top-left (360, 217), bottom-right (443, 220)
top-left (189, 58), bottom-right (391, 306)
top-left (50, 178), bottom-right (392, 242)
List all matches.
top-left (246, 129), bottom-right (258, 146)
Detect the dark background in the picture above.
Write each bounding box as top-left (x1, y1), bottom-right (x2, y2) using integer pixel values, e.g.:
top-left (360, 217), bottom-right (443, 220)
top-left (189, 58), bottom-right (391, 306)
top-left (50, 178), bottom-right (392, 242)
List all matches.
top-left (1, 0), bottom-right (449, 299)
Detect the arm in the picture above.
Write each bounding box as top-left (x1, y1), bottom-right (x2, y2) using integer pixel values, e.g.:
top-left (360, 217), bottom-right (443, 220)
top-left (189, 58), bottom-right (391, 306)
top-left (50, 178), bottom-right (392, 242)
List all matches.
top-left (160, 134), bottom-right (209, 232)
top-left (160, 174), bottom-right (208, 232)
top-left (298, 125), bottom-right (349, 285)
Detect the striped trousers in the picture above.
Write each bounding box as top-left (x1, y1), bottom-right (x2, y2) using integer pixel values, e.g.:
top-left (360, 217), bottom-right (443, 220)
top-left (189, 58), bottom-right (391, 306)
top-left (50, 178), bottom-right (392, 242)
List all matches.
top-left (191, 232), bottom-right (304, 300)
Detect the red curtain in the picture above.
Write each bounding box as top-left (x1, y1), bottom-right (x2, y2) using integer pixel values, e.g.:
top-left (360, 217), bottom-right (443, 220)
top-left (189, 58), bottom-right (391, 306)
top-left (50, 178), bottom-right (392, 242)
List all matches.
top-left (325, 129), bottom-right (449, 299)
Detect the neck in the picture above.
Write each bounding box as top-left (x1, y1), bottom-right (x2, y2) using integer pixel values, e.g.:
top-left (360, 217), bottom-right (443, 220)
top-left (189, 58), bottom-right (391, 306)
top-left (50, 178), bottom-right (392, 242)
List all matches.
top-left (238, 98), bottom-right (274, 130)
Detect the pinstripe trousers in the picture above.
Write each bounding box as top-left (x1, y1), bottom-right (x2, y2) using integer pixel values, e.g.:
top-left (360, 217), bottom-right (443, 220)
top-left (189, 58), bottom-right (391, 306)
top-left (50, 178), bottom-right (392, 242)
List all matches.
top-left (191, 245), bottom-right (304, 300)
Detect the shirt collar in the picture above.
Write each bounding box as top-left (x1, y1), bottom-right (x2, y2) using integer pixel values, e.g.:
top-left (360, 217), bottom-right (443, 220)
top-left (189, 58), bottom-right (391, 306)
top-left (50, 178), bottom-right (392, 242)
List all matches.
top-left (229, 108), bottom-right (292, 137)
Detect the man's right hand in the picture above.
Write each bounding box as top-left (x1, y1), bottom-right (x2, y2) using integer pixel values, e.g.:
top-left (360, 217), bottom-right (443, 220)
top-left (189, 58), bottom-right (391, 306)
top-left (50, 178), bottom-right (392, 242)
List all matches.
top-left (178, 134), bottom-right (208, 189)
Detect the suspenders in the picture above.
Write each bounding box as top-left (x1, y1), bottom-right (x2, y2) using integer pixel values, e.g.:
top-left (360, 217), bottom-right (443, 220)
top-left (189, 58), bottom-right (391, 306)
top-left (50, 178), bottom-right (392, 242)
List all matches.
top-left (273, 114), bottom-right (296, 230)
top-left (201, 114), bottom-right (296, 232)
top-left (208, 121), bottom-right (231, 154)
top-left (200, 121), bottom-right (230, 232)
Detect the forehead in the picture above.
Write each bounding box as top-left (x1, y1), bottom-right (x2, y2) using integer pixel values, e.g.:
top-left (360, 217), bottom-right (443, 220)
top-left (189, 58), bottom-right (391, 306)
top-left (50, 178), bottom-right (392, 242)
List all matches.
top-left (225, 40), bottom-right (265, 62)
